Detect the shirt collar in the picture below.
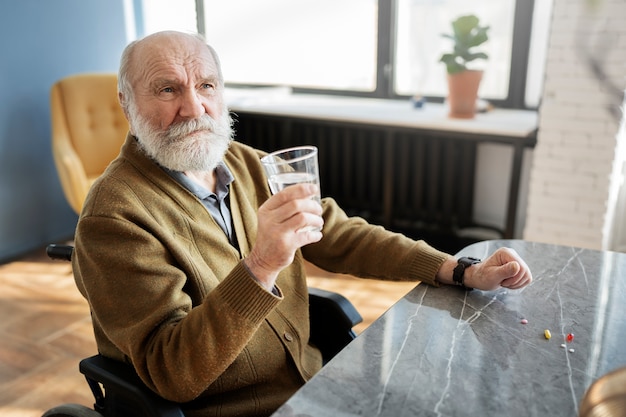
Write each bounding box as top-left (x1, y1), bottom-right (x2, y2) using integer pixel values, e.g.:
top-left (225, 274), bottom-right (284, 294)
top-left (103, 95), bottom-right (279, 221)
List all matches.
top-left (164, 162), bottom-right (235, 200)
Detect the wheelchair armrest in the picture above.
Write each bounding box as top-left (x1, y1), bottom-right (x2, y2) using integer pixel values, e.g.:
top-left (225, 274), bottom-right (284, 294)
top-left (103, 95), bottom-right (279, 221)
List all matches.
top-left (46, 244), bottom-right (74, 261)
top-left (80, 355), bottom-right (185, 417)
top-left (308, 287), bottom-right (362, 363)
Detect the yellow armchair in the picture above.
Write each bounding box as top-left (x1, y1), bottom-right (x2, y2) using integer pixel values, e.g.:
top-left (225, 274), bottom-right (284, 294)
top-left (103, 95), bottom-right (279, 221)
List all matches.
top-left (50, 73), bottom-right (128, 214)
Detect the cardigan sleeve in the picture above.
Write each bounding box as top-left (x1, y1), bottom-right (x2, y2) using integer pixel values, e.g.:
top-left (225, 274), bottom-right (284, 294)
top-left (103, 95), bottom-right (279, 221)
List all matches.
top-left (302, 197), bottom-right (450, 286)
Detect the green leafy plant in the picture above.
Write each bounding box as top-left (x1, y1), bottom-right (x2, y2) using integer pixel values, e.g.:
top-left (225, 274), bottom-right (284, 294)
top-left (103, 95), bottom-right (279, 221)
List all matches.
top-left (439, 15), bottom-right (490, 74)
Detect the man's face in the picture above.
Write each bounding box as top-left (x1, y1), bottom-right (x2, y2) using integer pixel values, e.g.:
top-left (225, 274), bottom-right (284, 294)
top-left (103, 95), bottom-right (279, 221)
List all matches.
top-left (123, 33), bottom-right (233, 172)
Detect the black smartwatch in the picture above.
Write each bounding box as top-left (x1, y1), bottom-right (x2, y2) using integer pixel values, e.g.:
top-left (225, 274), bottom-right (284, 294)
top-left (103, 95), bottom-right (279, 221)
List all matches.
top-left (453, 257), bottom-right (481, 290)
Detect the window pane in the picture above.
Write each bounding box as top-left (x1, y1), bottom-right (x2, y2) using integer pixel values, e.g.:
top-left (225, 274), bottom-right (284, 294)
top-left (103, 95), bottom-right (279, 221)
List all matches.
top-left (395, 0), bottom-right (515, 100)
top-left (141, 0), bottom-right (197, 35)
top-left (525, 0), bottom-right (554, 107)
top-left (202, 0), bottom-right (378, 91)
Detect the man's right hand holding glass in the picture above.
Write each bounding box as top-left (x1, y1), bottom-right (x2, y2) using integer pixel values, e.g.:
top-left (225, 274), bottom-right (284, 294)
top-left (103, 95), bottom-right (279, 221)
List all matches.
top-left (244, 183), bottom-right (324, 291)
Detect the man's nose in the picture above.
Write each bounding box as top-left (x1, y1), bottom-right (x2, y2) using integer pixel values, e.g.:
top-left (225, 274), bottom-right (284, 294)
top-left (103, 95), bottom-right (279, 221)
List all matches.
top-left (179, 90), bottom-right (206, 119)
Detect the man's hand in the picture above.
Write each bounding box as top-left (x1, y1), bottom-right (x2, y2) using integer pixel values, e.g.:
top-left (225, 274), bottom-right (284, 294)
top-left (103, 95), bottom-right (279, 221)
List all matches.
top-left (244, 183), bottom-right (323, 291)
top-left (465, 247), bottom-right (533, 291)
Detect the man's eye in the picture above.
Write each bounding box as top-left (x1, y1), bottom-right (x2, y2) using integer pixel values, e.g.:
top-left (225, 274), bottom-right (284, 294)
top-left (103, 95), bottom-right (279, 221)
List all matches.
top-left (202, 83), bottom-right (215, 90)
top-left (161, 87), bottom-right (174, 93)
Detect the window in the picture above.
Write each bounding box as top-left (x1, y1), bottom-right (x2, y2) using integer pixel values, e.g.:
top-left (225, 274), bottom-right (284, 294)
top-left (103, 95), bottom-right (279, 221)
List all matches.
top-left (395, 0), bottom-right (516, 100)
top-left (137, 0), bottom-right (198, 36)
top-left (143, 0), bottom-right (551, 109)
top-left (200, 0), bottom-right (378, 92)
top-left (525, 0), bottom-right (553, 108)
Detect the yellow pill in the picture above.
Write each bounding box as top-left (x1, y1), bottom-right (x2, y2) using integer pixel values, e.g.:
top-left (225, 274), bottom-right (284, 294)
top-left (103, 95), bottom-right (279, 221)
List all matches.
top-left (544, 329), bottom-right (552, 340)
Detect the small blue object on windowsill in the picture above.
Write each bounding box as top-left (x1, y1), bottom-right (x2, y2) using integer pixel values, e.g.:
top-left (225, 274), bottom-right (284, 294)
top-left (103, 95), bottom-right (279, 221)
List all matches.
top-left (410, 95), bottom-right (426, 109)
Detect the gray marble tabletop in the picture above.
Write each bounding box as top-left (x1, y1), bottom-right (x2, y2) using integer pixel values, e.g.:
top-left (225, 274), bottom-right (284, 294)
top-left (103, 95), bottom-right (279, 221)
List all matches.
top-left (273, 240), bottom-right (626, 417)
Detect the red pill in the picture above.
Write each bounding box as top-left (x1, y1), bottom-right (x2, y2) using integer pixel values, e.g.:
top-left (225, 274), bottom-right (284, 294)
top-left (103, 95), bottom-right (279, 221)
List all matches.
top-left (566, 333), bottom-right (574, 342)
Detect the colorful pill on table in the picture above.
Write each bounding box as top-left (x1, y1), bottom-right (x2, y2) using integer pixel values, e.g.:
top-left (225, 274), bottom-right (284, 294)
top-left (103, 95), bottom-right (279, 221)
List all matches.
top-left (566, 333), bottom-right (574, 342)
top-left (544, 329), bottom-right (552, 340)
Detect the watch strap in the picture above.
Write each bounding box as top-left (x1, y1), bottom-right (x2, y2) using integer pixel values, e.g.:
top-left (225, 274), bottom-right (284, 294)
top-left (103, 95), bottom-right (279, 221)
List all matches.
top-left (453, 257), bottom-right (481, 290)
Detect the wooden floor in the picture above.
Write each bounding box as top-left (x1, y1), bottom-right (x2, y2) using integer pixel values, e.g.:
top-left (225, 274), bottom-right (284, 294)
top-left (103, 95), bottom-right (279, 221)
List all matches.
top-left (0, 246), bottom-right (416, 417)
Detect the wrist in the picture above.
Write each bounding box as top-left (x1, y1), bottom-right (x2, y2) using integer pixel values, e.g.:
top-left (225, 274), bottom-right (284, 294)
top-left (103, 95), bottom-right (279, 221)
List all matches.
top-left (435, 256), bottom-right (457, 285)
top-left (243, 255), bottom-right (278, 292)
top-left (452, 257), bottom-right (481, 290)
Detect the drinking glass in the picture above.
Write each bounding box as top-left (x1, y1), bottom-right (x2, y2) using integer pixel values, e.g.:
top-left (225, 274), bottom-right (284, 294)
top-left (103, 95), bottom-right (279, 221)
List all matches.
top-left (261, 145), bottom-right (322, 231)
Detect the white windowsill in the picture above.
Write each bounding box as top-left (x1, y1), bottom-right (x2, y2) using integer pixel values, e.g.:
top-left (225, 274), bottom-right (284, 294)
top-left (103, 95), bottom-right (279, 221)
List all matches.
top-left (225, 87), bottom-right (538, 139)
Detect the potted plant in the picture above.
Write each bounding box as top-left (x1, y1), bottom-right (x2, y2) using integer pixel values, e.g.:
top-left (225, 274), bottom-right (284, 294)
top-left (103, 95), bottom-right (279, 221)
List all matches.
top-left (439, 14), bottom-right (490, 118)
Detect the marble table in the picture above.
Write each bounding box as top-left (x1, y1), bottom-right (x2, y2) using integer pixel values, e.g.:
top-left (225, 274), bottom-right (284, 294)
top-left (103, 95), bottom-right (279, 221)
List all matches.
top-left (272, 240), bottom-right (626, 417)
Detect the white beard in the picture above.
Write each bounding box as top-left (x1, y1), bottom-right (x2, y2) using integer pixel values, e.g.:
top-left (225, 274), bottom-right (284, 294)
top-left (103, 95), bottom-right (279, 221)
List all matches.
top-left (129, 103), bottom-right (234, 172)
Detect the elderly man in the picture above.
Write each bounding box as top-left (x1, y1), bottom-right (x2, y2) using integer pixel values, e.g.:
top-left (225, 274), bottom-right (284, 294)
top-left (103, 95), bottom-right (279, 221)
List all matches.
top-left (72, 31), bottom-right (532, 417)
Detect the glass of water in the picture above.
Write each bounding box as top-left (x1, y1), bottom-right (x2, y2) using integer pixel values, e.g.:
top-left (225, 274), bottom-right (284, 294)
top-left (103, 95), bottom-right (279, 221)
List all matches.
top-left (261, 145), bottom-right (322, 230)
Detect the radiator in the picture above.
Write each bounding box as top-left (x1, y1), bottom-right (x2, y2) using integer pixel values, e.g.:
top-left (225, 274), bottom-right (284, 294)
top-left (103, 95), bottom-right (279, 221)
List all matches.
top-left (234, 113), bottom-right (486, 250)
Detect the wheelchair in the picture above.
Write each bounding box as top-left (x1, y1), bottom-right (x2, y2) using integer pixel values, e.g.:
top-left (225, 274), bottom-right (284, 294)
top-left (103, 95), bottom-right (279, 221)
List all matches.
top-left (42, 244), bottom-right (362, 417)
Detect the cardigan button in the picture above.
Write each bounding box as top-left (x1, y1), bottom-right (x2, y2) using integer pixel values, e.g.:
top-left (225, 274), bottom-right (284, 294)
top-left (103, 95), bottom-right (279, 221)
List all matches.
top-left (283, 332), bottom-right (294, 342)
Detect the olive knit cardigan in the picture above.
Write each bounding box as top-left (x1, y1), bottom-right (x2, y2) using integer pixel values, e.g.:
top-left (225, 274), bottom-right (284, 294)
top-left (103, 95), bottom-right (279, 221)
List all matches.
top-left (72, 134), bottom-right (449, 417)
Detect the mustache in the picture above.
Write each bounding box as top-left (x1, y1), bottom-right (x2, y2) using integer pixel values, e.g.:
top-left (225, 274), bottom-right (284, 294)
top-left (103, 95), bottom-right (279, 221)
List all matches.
top-left (166, 114), bottom-right (221, 140)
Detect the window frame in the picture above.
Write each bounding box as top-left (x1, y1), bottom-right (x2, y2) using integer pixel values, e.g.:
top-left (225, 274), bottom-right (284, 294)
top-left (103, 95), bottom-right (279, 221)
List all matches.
top-left (195, 0), bottom-right (536, 109)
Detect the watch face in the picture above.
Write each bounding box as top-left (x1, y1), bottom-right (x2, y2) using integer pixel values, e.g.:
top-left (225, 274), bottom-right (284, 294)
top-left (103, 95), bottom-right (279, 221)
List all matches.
top-left (459, 257), bottom-right (481, 266)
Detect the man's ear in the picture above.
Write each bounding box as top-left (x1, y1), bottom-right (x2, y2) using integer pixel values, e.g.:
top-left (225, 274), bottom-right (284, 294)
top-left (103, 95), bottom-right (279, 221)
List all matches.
top-left (118, 92), bottom-right (135, 134)
top-left (118, 92), bottom-right (129, 119)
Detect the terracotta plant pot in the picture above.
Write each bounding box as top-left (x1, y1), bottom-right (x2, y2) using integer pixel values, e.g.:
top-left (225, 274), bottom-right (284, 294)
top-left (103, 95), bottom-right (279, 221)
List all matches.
top-left (446, 70), bottom-right (483, 119)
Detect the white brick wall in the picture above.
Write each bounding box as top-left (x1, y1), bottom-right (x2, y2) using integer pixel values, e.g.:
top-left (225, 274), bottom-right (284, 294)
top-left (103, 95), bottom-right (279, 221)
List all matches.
top-left (523, 0), bottom-right (626, 250)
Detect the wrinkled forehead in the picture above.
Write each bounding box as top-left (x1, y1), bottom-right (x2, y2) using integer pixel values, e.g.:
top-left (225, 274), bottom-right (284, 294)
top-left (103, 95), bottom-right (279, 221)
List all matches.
top-left (130, 33), bottom-right (219, 88)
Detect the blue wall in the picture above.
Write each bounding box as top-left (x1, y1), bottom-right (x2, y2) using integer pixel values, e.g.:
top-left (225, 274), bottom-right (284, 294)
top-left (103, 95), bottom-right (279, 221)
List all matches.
top-left (0, 0), bottom-right (129, 261)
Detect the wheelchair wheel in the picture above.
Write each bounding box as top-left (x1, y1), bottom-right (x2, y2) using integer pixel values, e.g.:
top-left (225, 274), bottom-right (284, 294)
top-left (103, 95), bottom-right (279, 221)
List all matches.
top-left (42, 403), bottom-right (103, 417)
